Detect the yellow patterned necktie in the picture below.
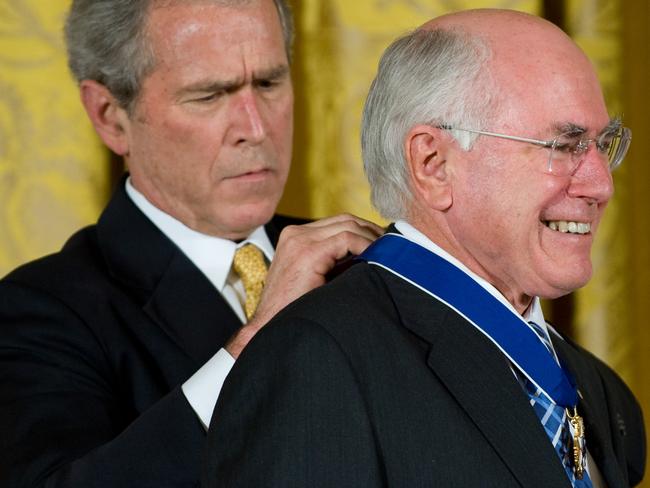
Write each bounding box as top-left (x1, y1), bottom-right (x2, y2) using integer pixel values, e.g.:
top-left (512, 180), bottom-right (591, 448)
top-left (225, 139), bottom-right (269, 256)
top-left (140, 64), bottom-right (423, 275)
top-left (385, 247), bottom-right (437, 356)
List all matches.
top-left (232, 244), bottom-right (268, 320)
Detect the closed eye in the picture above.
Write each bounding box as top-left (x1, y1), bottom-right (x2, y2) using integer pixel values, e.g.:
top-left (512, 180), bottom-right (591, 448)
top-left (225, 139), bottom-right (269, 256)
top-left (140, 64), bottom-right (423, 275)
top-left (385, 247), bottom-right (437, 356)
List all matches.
top-left (553, 140), bottom-right (577, 153)
top-left (553, 131), bottom-right (583, 154)
top-left (191, 89), bottom-right (227, 103)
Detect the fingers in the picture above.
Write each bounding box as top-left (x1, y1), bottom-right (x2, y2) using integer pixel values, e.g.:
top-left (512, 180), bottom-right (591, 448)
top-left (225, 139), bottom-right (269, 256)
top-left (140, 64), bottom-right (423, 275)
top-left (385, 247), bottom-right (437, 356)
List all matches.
top-left (280, 215), bottom-right (383, 251)
top-left (264, 214), bottom-right (382, 303)
top-left (299, 213), bottom-right (384, 236)
top-left (226, 214), bottom-right (383, 357)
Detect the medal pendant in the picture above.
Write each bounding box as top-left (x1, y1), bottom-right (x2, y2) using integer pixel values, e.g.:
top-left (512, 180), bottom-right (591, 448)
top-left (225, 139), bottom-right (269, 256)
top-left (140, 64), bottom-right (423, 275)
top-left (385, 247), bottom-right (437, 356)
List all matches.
top-left (566, 407), bottom-right (585, 479)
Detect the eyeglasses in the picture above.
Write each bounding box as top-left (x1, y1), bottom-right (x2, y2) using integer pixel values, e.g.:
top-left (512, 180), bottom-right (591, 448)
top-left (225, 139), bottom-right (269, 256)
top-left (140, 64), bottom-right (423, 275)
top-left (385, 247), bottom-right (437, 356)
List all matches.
top-left (439, 124), bottom-right (632, 176)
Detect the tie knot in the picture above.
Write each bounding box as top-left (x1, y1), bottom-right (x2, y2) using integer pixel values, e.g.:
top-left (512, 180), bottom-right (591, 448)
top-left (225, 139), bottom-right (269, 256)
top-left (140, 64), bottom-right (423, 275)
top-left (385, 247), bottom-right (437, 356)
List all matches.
top-left (233, 244), bottom-right (268, 320)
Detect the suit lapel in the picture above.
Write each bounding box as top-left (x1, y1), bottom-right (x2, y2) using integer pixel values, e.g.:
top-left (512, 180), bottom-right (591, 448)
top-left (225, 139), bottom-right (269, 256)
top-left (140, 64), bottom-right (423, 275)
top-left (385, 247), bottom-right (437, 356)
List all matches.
top-left (381, 271), bottom-right (571, 488)
top-left (97, 182), bottom-right (305, 366)
top-left (553, 336), bottom-right (628, 488)
top-left (97, 178), bottom-right (242, 366)
top-left (143, 251), bottom-right (241, 365)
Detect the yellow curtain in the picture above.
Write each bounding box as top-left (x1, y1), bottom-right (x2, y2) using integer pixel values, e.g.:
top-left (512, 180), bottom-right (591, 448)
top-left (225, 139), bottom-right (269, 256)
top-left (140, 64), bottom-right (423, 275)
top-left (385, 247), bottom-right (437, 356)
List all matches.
top-left (0, 1), bottom-right (109, 276)
top-left (568, 0), bottom-right (629, 380)
top-left (621, 1), bottom-right (650, 483)
top-left (567, 0), bottom-right (650, 480)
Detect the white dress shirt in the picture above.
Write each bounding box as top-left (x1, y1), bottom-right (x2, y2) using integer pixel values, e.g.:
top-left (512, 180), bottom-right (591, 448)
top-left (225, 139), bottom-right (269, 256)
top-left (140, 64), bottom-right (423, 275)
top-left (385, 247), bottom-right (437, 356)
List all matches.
top-left (125, 179), bottom-right (274, 429)
top-left (395, 220), bottom-right (605, 486)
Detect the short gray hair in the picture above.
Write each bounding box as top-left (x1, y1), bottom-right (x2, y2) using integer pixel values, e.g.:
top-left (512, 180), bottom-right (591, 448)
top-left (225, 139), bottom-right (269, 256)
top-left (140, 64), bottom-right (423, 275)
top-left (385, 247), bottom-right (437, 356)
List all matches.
top-left (65, 0), bottom-right (294, 113)
top-left (361, 28), bottom-right (494, 220)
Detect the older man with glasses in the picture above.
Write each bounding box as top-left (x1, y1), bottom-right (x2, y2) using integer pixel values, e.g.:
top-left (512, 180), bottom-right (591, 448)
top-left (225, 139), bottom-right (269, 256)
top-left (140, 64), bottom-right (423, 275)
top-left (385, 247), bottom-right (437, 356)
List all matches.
top-left (203, 8), bottom-right (645, 488)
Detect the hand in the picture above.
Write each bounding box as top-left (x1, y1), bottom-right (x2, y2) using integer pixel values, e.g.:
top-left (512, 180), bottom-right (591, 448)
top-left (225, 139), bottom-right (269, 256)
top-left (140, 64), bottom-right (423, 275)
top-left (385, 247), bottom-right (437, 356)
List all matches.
top-left (225, 214), bottom-right (383, 358)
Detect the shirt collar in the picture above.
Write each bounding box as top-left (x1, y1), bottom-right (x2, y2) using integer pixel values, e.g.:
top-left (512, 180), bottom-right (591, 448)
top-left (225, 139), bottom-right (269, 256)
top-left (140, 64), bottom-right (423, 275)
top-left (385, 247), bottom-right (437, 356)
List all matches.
top-left (125, 177), bottom-right (274, 292)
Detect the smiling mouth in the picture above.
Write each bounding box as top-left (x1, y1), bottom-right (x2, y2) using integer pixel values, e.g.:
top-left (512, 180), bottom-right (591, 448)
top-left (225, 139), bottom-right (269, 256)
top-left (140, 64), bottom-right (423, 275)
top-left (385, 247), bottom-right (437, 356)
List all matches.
top-left (543, 220), bottom-right (591, 235)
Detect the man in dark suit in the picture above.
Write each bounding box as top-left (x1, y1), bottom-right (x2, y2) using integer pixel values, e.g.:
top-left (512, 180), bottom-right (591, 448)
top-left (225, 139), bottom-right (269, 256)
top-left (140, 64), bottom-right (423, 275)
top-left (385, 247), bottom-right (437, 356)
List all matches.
top-left (204, 9), bottom-right (646, 488)
top-left (0, 0), bottom-right (381, 486)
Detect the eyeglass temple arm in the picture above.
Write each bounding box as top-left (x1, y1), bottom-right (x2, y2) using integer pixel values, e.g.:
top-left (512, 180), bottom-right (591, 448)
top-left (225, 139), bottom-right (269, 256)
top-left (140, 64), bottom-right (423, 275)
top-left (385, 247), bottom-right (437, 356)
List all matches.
top-left (437, 125), bottom-right (554, 148)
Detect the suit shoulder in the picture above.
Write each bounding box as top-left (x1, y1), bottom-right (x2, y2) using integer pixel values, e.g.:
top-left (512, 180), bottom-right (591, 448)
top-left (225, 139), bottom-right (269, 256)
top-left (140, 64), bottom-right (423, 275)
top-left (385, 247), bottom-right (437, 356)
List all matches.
top-left (288, 260), bottom-right (393, 310)
top-left (260, 263), bottom-right (403, 352)
top-left (1, 224), bottom-right (107, 302)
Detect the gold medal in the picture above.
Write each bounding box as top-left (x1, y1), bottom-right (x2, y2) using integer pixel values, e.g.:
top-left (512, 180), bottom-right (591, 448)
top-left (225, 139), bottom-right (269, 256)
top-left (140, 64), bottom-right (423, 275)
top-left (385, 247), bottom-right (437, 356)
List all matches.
top-left (566, 407), bottom-right (586, 479)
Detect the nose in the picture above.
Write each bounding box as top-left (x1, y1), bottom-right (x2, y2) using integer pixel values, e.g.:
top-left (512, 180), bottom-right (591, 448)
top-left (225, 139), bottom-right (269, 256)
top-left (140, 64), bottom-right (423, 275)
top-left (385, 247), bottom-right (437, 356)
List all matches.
top-left (567, 143), bottom-right (614, 204)
top-left (230, 89), bottom-right (267, 146)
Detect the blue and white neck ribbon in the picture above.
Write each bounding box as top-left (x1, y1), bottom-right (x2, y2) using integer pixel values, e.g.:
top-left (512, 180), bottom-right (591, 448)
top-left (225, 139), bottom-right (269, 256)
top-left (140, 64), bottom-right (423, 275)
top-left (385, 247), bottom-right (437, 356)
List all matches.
top-left (358, 233), bottom-right (578, 408)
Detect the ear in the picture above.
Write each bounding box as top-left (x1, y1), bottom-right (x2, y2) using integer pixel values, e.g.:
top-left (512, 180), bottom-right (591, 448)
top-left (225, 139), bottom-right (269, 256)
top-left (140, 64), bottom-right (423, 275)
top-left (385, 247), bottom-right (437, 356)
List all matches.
top-left (79, 80), bottom-right (131, 156)
top-left (405, 124), bottom-right (453, 211)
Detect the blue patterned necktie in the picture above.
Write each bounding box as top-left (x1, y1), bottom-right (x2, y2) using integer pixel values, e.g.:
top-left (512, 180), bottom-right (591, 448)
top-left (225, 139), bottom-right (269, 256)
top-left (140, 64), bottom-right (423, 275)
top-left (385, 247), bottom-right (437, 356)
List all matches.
top-left (524, 321), bottom-right (593, 488)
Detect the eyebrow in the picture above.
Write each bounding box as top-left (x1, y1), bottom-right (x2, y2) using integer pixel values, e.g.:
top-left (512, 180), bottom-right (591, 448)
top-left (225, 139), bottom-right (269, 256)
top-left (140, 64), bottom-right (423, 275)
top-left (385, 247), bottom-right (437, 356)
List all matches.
top-left (602, 117), bottom-right (623, 133)
top-left (177, 64), bottom-right (290, 96)
top-left (553, 117), bottom-right (622, 137)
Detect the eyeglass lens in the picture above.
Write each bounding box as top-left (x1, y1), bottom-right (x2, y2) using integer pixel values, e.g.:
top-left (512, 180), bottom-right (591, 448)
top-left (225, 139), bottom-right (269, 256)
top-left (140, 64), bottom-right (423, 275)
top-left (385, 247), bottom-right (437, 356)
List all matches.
top-left (548, 128), bottom-right (630, 175)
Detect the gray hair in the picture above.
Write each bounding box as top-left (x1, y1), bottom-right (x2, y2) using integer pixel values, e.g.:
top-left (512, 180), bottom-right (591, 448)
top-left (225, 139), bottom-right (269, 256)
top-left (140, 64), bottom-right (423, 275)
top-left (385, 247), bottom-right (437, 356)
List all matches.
top-left (361, 28), bottom-right (494, 220)
top-left (64, 0), bottom-right (294, 113)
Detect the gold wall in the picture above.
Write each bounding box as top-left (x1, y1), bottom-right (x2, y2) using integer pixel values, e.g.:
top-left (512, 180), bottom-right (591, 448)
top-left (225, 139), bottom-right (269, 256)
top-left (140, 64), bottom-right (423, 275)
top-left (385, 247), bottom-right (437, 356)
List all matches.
top-left (0, 1), bottom-right (110, 274)
top-left (621, 2), bottom-right (650, 482)
top-left (567, 1), bottom-right (649, 479)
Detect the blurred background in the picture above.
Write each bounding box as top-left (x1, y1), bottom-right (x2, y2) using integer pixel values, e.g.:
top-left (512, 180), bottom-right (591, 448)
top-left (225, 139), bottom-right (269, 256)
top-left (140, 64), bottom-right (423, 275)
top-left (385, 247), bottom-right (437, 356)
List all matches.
top-left (1, 0), bottom-right (648, 480)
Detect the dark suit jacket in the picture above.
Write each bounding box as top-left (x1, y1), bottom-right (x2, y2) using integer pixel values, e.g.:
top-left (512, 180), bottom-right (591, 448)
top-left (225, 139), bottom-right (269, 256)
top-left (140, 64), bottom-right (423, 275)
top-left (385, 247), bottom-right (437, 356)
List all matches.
top-left (203, 262), bottom-right (646, 487)
top-left (0, 179), bottom-right (304, 487)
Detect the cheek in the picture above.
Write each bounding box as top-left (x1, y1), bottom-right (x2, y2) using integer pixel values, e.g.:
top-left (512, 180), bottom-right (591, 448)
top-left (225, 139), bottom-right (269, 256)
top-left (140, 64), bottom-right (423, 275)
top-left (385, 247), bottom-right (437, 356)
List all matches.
top-left (267, 104), bottom-right (294, 176)
top-left (271, 101), bottom-right (293, 143)
top-left (159, 114), bottom-right (216, 150)
top-left (460, 171), bottom-right (542, 257)
top-left (159, 118), bottom-right (229, 176)
top-left (460, 171), bottom-right (510, 225)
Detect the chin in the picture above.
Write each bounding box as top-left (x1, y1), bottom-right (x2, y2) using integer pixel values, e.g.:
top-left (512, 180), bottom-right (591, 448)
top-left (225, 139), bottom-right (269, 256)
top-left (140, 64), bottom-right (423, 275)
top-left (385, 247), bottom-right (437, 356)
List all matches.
top-left (229, 205), bottom-right (277, 236)
top-left (534, 250), bottom-right (593, 294)
top-left (542, 271), bottom-right (593, 299)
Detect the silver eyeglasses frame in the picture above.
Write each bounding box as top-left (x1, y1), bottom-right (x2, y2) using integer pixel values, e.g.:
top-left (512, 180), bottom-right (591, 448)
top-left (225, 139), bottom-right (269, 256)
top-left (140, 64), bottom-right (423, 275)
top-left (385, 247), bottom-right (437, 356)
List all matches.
top-left (438, 124), bottom-right (631, 176)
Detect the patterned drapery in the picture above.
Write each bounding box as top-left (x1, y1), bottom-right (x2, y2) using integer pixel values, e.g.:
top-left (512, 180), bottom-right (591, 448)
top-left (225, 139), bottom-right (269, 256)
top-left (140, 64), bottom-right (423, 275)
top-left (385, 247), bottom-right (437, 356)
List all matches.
top-left (567, 2), bottom-right (650, 478)
top-left (0, 1), bottom-right (110, 274)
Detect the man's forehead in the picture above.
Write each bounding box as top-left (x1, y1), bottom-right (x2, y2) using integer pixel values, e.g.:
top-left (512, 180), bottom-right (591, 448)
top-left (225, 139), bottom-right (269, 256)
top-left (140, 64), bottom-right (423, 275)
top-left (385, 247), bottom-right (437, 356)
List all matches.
top-left (151, 0), bottom-right (256, 10)
top-left (489, 45), bottom-right (607, 136)
top-left (144, 0), bottom-right (285, 66)
top-left (145, 0), bottom-right (274, 52)
top-left (146, 0), bottom-right (260, 36)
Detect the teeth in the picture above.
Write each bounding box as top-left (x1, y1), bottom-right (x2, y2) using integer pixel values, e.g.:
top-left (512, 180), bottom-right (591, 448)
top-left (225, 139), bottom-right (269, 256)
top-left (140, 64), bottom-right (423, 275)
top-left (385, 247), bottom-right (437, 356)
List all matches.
top-left (544, 220), bottom-right (591, 235)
